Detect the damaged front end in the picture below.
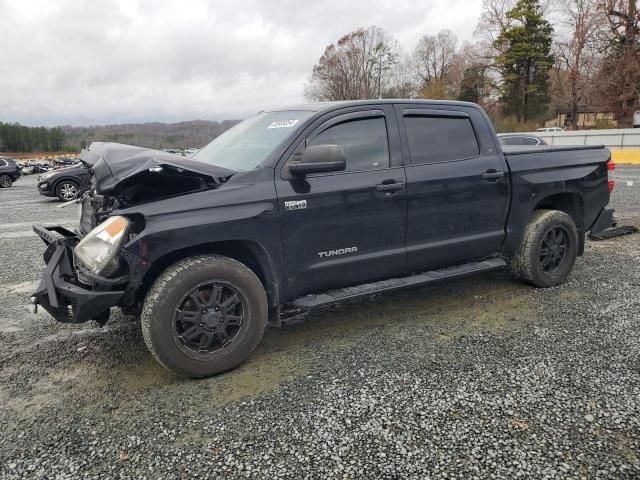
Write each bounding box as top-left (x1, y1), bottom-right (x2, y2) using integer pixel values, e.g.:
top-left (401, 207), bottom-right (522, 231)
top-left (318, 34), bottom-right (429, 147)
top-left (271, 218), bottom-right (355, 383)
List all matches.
top-left (32, 142), bottom-right (236, 324)
top-left (31, 224), bottom-right (130, 324)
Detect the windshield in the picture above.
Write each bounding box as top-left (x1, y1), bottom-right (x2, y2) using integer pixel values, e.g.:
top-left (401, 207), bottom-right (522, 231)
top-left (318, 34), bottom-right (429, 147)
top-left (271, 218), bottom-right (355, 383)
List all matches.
top-left (193, 110), bottom-right (314, 171)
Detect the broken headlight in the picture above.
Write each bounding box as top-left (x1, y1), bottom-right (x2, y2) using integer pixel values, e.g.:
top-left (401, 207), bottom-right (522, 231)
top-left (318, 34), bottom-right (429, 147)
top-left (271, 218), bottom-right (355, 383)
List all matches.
top-left (74, 216), bottom-right (129, 276)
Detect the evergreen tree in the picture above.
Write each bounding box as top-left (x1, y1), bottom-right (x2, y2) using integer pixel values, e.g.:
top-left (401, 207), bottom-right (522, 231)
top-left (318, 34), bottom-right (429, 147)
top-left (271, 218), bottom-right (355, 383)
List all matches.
top-left (493, 0), bottom-right (554, 123)
top-left (458, 64), bottom-right (491, 104)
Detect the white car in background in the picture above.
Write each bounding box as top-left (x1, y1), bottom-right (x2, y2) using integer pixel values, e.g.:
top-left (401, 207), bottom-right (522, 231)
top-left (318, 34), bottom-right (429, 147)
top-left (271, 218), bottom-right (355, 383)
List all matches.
top-left (537, 127), bottom-right (565, 133)
top-left (184, 147), bottom-right (199, 156)
top-left (633, 111), bottom-right (640, 128)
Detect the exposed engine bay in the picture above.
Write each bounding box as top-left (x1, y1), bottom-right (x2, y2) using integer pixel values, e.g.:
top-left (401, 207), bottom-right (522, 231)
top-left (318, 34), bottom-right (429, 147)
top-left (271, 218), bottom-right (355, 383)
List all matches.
top-left (76, 142), bottom-right (235, 233)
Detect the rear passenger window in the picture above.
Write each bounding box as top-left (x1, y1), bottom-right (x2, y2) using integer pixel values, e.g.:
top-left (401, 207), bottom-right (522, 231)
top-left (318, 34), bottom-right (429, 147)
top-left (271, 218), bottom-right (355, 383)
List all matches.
top-left (403, 115), bottom-right (480, 164)
top-left (524, 137), bottom-right (539, 145)
top-left (309, 117), bottom-right (389, 172)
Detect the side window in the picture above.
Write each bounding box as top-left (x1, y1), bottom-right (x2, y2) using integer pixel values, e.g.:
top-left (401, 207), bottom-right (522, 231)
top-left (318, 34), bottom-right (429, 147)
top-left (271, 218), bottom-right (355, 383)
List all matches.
top-left (524, 137), bottom-right (539, 145)
top-left (403, 115), bottom-right (480, 164)
top-left (309, 117), bottom-right (389, 172)
top-left (0, 159), bottom-right (7, 167)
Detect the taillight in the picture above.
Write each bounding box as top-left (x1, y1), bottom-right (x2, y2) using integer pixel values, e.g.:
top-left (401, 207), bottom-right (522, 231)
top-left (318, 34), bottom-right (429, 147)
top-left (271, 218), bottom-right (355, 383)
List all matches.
top-left (607, 159), bottom-right (615, 192)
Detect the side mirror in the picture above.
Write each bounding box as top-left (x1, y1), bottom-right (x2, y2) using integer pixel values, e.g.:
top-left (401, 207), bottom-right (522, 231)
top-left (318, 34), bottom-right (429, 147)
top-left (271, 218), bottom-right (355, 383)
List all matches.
top-left (289, 144), bottom-right (346, 176)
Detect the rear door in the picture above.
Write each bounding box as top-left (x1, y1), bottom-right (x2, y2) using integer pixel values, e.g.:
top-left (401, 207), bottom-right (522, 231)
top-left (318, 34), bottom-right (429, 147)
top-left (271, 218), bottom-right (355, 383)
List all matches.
top-left (395, 104), bottom-right (510, 271)
top-left (275, 106), bottom-right (407, 299)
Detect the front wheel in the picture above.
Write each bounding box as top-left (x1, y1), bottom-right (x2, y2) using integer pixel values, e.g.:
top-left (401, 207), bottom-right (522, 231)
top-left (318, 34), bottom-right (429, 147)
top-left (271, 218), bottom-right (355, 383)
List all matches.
top-left (55, 180), bottom-right (79, 201)
top-left (511, 209), bottom-right (579, 288)
top-left (0, 174), bottom-right (13, 188)
top-left (141, 255), bottom-right (268, 378)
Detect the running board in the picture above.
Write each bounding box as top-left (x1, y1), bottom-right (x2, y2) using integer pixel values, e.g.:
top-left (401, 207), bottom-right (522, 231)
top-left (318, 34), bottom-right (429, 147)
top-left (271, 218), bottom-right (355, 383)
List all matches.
top-left (291, 258), bottom-right (506, 310)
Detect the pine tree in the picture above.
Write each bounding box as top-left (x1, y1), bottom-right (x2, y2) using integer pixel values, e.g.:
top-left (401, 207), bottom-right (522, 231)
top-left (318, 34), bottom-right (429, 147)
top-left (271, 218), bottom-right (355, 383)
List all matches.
top-left (458, 64), bottom-right (491, 104)
top-left (494, 0), bottom-right (554, 123)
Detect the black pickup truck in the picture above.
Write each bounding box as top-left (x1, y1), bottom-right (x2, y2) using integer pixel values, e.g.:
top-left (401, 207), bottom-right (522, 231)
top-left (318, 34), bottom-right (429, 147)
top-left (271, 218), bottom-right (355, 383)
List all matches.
top-left (31, 100), bottom-right (615, 377)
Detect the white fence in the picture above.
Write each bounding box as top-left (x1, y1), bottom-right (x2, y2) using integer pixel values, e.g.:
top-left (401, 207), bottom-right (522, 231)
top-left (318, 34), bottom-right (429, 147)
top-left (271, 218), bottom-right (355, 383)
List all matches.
top-left (529, 128), bottom-right (640, 149)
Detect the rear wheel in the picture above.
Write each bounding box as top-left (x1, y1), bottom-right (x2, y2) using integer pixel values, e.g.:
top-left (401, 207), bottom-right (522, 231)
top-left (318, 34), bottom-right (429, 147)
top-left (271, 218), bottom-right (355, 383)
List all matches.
top-left (0, 174), bottom-right (13, 188)
top-left (511, 209), bottom-right (579, 288)
top-left (55, 180), bottom-right (79, 201)
top-left (141, 255), bottom-right (267, 378)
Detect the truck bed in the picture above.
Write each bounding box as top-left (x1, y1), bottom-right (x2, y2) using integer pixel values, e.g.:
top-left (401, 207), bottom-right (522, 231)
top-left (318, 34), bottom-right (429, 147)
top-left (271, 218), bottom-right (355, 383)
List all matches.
top-left (502, 144), bottom-right (610, 174)
top-left (500, 143), bottom-right (611, 255)
top-left (501, 144), bottom-right (607, 156)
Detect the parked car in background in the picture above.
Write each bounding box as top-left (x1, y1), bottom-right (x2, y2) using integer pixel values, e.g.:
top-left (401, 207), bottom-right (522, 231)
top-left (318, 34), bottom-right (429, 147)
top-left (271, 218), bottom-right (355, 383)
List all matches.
top-left (634, 111), bottom-right (640, 128)
top-left (32, 164), bottom-right (51, 174)
top-left (0, 157), bottom-right (21, 188)
top-left (20, 164), bottom-right (34, 175)
top-left (184, 147), bottom-right (199, 156)
top-left (53, 157), bottom-right (82, 169)
top-left (497, 134), bottom-right (548, 146)
top-left (537, 127), bottom-right (565, 133)
top-left (26, 160), bottom-right (52, 174)
top-left (162, 148), bottom-right (184, 155)
top-left (32, 99), bottom-right (615, 378)
top-left (36, 161), bottom-right (91, 201)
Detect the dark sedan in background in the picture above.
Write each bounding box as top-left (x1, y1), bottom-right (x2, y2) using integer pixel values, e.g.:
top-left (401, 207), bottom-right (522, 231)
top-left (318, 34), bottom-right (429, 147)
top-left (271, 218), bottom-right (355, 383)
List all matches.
top-left (37, 162), bottom-right (90, 201)
top-left (0, 157), bottom-right (21, 188)
top-left (497, 134), bottom-right (548, 146)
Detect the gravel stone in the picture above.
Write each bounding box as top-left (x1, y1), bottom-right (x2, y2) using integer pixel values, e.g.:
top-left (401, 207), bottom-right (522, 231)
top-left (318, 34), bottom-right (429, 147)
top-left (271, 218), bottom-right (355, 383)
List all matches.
top-left (0, 169), bottom-right (639, 479)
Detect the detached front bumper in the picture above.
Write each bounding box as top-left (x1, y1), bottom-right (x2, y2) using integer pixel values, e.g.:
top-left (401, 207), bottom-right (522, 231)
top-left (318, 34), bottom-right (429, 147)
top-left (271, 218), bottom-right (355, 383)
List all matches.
top-left (31, 224), bottom-right (125, 323)
top-left (589, 208), bottom-right (616, 235)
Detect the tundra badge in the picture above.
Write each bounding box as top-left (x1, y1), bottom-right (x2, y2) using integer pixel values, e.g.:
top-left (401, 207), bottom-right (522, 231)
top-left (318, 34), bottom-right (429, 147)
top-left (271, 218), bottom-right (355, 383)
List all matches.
top-left (285, 200), bottom-right (307, 211)
top-left (318, 247), bottom-right (358, 258)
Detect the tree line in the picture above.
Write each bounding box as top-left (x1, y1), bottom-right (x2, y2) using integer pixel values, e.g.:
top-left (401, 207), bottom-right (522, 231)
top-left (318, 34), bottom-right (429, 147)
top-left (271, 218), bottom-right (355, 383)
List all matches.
top-left (305, 0), bottom-right (640, 130)
top-left (0, 120), bottom-right (241, 154)
top-left (0, 122), bottom-right (67, 152)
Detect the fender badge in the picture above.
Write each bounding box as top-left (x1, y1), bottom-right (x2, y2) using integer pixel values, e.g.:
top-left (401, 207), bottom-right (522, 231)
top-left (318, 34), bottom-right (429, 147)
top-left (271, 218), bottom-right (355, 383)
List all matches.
top-left (285, 200), bottom-right (307, 211)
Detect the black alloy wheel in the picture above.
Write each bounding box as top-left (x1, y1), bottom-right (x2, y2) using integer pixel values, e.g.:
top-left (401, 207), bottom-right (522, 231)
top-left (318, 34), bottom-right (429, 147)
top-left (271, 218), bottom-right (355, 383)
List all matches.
top-left (511, 209), bottom-right (578, 288)
top-left (0, 174), bottom-right (13, 188)
top-left (539, 226), bottom-right (569, 273)
top-left (172, 281), bottom-right (246, 357)
top-left (141, 255), bottom-right (268, 377)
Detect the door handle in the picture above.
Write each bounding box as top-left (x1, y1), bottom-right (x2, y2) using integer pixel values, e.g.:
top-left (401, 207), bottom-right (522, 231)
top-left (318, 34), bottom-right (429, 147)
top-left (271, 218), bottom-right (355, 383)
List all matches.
top-left (482, 169), bottom-right (505, 181)
top-left (376, 181), bottom-right (405, 193)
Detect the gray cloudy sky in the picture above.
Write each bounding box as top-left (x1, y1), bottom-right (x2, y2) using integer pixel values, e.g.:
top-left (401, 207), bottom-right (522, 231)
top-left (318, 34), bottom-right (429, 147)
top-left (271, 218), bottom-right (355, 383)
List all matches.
top-left (0, 0), bottom-right (483, 126)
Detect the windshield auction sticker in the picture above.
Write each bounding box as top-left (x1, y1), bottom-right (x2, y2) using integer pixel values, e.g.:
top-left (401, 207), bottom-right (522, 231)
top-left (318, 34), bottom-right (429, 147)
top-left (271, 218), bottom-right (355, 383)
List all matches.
top-left (267, 119), bottom-right (299, 129)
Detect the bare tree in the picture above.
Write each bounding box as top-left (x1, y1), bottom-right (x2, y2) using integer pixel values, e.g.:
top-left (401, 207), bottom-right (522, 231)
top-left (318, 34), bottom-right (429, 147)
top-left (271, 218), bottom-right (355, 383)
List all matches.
top-left (384, 55), bottom-right (417, 98)
top-left (475, 0), bottom-right (517, 50)
top-left (555, 0), bottom-right (603, 129)
top-left (595, 0), bottom-right (640, 127)
top-left (305, 26), bottom-right (400, 101)
top-left (412, 30), bottom-right (458, 86)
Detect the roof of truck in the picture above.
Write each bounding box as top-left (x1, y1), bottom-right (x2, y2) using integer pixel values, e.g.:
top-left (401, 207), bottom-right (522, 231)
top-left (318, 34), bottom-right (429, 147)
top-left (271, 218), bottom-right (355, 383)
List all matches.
top-left (266, 99), bottom-right (480, 113)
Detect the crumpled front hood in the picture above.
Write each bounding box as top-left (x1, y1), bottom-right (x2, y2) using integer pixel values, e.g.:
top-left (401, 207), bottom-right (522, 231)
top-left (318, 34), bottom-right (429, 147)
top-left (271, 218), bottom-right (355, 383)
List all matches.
top-left (81, 142), bottom-right (236, 194)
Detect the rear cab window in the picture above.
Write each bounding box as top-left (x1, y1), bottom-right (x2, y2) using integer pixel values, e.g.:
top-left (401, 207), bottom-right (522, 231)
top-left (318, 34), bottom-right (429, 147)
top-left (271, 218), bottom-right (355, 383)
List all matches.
top-left (401, 110), bottom-right (480, 164)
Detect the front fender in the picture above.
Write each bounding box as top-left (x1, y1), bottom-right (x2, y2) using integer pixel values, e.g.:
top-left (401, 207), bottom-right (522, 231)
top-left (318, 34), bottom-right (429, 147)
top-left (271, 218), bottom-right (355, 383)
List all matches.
top-left (124, 200), bottom-right (278, 263)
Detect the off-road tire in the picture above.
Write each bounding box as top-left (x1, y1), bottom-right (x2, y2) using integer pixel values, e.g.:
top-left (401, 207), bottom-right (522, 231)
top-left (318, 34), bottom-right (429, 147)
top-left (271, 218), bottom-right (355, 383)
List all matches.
top-left (511, 209), bottom-right (579, 288)
top-left (141, 255), bottom-right (267, 378)
top-left (0, 174), bottom-right (13, 188)
top-left (55, 180), bottom-right (79, 201)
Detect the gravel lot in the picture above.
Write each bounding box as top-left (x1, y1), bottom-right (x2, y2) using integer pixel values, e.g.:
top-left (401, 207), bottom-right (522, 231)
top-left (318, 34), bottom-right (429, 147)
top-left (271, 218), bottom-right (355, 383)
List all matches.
top-left (1, 169), bottom-right (639, 479)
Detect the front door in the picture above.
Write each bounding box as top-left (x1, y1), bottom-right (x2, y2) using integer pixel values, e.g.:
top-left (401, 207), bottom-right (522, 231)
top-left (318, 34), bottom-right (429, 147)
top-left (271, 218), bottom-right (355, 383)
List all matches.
top-left (276, 107), bottom-right (407, 300)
